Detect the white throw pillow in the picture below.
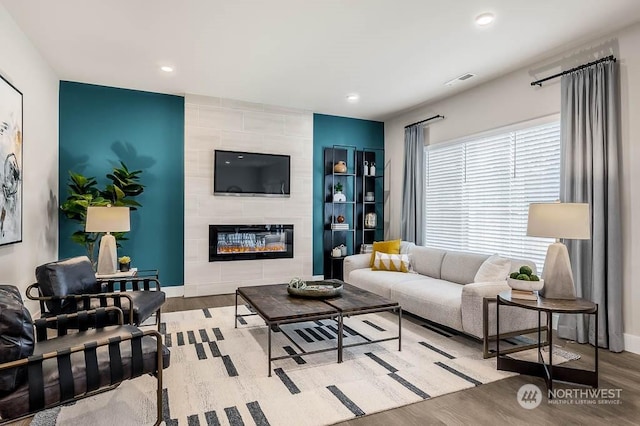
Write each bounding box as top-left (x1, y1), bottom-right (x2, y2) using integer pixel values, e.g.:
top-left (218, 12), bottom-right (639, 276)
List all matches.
top-left (474, 254), bottom-right (511, 283)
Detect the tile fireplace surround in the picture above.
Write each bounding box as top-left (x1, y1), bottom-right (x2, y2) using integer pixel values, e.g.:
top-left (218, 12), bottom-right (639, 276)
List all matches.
top-left (183, 93), bottom-right (313, 297)
top-left (209, 224), bottom-right (294, 261)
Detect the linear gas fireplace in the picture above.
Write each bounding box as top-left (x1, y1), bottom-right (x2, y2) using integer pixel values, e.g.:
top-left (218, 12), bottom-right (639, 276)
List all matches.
top-left (209, 224), bottom-right (294, 262)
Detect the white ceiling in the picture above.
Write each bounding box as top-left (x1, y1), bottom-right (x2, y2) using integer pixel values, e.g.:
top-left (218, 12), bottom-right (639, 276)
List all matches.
top-left (3, 0), bottom-right (640, 120)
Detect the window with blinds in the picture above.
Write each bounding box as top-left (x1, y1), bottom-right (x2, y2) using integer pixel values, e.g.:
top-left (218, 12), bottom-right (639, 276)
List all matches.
top-left (424, 120), bottom-right (560, 272)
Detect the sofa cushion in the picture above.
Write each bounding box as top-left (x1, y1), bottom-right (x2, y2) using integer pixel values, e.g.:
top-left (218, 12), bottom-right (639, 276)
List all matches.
top-left (389, 278), bottom-right (464, 331)
top-left (440, 251), bottom-right (488, 284)
top-left (369, 239), bottom-right (401, 266)
top-left (347, 269), bottom-right (426, 299)
top-left (474, 254), bottom-right (511, 283)
top-left (409, 246), bottom-right (446, 278)
top-left (372, 253), bottom-right (410, 272)
top-left (399, 241), bottom-right (416, 254)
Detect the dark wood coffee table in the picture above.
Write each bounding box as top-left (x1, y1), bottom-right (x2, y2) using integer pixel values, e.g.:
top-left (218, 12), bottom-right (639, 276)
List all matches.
top-left (235, 282), bottom-right (401, 376)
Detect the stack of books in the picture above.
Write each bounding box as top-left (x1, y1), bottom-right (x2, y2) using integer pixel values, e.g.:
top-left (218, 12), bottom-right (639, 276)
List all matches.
top-left (510, 289), bottom-right (539, 301)
top-left (331, 223), bottom-right (349, 230)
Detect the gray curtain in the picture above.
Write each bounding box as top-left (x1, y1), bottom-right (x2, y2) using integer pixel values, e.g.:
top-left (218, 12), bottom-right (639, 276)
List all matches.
top-left (401, 124), bottom-right (425, 245)
top-left (558, 60), bottom-right (624, 352)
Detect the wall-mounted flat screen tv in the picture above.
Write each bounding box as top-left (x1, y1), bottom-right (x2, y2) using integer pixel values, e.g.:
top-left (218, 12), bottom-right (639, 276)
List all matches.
top-left (214, 150), bottom-right (290, 197)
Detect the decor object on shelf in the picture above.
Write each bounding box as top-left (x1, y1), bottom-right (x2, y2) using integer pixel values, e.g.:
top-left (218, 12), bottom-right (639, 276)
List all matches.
top-left (363, 160), bottom-right (369, 176)
top-left (118, 255), bottom-right (131, 272)
top-left (339, 244), bottom-right (347, 257)
top-left (0, 74), bottom-right (23, 246)
top-left (364, 192), bottom-right (375, 202)
top-left (527, 202), bottom-right (590, 300)
top-left (369, 162), bottom-right (376, 176)
top-left (333, 161), bottom-right (347, 173)
top-left (331, 223), bottom-right (349, 230)
top-left (85, 205), bottom-right (131, 275)
top-left (336, 215), bottom-right (345, 223)
top-left (331, 247), bottom-right (342, 258)
top-left (286, 279), bottom-right (344, 298)
top-left (364, 212), bottom-right (377, 229)
top-left (360, 243), bottom-right (373, 254)
top-left (333, 182), bottom-right (346, 202)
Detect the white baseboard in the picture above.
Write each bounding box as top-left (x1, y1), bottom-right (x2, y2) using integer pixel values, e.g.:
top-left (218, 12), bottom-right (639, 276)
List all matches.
top-left (163, 285), bottom-right (184, 298)
top-left (624, 333), bottom-right (640, 355)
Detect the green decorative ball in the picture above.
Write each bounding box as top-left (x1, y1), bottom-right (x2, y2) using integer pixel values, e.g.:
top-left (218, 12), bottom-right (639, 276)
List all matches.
top-left (519, 265), bottom-right (533, 276)
top-left (530, 274), bottom-right (540, 281)
top-left (509, 272), bottom-right (520, 279)
top-left (516, 274), bottom-right (531, 281)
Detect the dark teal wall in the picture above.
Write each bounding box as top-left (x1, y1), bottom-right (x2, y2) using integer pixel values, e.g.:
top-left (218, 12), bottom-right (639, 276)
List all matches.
top-left (313, 114), bottom-right (384, 275)
top-left (59, 81), bottom-right (184, 286)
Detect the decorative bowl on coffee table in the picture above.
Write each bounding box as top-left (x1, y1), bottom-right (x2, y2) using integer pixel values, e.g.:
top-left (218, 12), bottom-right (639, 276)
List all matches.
top-left (287, 279), bottom-right (344, 298)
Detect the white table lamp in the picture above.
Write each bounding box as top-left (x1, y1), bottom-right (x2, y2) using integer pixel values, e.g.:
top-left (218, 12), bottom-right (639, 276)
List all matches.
top-left (527, 203), bottom-right (590, 299)
top-left (85, 206), bottom-right (130, 274)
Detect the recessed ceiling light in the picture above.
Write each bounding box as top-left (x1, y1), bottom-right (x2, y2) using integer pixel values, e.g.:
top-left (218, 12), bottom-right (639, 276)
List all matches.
top-left (225, 161), bottom-right (231, 164)
top-left (237, 155), bottom-right (244, 159)
top-left (160, 66), bottom-right (174, 73)
top-left (346, 94), bottom-right (360, 102)
top-left (475, 13), bottom-right (495, 26)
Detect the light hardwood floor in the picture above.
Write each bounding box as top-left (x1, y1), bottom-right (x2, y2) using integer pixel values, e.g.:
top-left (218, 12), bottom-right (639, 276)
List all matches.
top-left (165, 295), bottom-right (640, 426)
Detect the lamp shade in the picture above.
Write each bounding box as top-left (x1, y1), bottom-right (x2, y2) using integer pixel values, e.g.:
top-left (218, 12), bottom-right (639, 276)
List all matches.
top-left (526, 203), bottom-right (590, 240)
top-left (85, 206), bottom-right (130, 232)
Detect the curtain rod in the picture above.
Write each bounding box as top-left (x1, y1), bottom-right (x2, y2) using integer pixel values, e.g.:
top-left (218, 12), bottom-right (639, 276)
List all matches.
top-left (404, 114), bottom-right (445, 129)
top-left (530, 55), bottom-right (616, 87)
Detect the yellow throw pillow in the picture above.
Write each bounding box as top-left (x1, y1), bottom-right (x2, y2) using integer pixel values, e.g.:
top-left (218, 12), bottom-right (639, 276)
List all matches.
top-left (372, 252), bottom-right (410, 272)
top-left (370, 239), bottom-right (401, 267)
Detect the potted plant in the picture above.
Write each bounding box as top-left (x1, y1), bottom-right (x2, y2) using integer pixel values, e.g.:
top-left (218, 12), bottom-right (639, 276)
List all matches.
top-left (60, 162), bottom-right (144, 267)
top-left (118, 256), bottom-right (131, 272)
top-left (333, 182), bottom-right (346, 202)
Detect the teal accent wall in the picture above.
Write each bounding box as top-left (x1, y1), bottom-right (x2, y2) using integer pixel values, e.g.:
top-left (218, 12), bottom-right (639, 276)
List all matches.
top-left (313, 114), bottom-right (384, 275)
top-left (59, 81), bottom-right (184, 286)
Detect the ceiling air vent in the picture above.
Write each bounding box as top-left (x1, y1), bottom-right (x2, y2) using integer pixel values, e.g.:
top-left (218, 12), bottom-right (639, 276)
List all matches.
top-left (444, 73), bottom-right (476, 86)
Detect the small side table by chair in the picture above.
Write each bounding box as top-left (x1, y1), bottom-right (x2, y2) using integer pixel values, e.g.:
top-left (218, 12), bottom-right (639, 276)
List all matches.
top-left (496, 291), bottom-right (598, 394)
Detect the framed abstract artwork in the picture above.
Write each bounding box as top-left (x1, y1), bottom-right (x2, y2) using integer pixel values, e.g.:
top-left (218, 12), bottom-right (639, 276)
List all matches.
top-left (0, 74), bottom-right (22, 246)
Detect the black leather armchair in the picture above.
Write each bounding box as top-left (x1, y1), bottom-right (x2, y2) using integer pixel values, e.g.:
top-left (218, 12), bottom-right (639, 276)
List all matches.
top-left (0, 285), bottom-right (169, 425)
top-left (26, 256), bottom-right (166, 330)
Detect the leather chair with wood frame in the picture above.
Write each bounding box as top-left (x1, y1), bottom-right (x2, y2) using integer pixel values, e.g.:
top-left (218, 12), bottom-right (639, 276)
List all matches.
top-left (26, 256), bottom-right (165, 330)
top-left (0, 284), bottom-right (169, 425)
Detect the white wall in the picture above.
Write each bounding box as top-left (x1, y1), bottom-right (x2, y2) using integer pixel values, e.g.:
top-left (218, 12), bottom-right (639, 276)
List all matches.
top-left (0, 5), bottom-right (59, 312)
top-left (184, 94), bottom-right (313, 296)
top-left (385, 23), bottom-right (640, 353)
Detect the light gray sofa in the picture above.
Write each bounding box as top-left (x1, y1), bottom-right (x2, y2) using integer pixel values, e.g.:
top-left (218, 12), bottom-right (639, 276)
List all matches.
top-left (343, 242), bottom-right (544, 357)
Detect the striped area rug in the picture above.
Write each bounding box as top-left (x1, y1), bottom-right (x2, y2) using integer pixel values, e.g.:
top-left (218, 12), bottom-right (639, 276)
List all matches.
top-left (40, 305), bottom-right (575, 425)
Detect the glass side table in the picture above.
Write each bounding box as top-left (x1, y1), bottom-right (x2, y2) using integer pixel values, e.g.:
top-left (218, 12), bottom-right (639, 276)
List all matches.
top-left (496, 291), bottom-right (598, 394)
